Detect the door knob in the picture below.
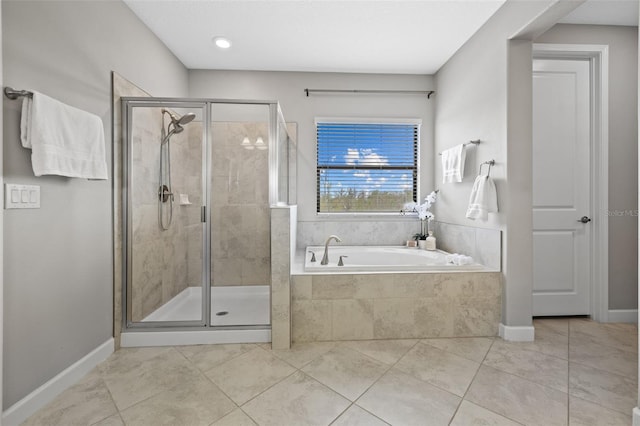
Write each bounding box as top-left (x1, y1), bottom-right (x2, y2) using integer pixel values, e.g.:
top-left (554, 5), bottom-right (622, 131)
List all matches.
top-left (578, 216), bottom-right (591, 223)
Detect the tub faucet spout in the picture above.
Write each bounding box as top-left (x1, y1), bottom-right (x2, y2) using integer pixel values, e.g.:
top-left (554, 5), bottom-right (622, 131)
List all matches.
top-left (321, 235), bottom-right (342, 265)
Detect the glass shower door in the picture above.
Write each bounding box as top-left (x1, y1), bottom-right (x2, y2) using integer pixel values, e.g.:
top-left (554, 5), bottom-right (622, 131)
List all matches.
top-left (123, 100), bottom-right (208, 327)
top-left (209, 103), bottom-right (271, 326)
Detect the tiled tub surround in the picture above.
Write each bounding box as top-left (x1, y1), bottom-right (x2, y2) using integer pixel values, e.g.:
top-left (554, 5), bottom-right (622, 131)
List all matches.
top-left (129, 106), bottom-right (203, 322)
top-left (434, 222), bottom-right (502, 271)
top-left (211, 122), bottom-right (271, 287)
top-left (271, 206), bottom-right (297, 350)
top-left (297, 219), bottom-right (419, 248)
top-left (291, 272), bottom-right (501, 342)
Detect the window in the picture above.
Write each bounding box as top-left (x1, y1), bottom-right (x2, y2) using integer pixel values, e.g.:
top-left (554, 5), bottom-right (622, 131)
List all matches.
top-left (316, 119), bottom-right (420, 213)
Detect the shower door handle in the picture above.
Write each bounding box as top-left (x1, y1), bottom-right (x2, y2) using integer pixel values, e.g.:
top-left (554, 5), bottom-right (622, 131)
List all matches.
top-left (201, 206), bottom-right (206, 223)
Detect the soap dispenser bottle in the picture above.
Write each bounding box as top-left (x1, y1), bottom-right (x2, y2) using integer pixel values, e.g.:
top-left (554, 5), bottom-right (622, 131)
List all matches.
top-left (425, 233), bottom-right (436, 251)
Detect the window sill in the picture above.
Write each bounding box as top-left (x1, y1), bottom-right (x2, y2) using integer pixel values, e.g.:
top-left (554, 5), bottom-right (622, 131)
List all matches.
top-left (314, 212), bottom-right (418, 221)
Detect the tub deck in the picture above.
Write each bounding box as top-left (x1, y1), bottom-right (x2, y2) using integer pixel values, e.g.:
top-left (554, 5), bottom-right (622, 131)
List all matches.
top-left (304, 245), bottom-right (486, 272)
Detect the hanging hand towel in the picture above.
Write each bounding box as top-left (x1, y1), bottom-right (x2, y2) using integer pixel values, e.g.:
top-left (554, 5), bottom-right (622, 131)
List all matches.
top-left (20, 91), bottom-right (108, 179)
top-left (441, 144), bottom-right (466, 183)
top-left (466, 174), bottom-right (498, 220)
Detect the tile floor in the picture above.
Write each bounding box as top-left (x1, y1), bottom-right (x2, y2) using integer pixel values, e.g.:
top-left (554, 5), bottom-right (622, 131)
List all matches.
top-left (22, 318), bottom-right (637, 426)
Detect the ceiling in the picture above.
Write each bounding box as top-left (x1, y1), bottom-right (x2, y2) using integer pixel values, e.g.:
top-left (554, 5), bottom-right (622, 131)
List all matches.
top-left (123, 0), bottom-right (506, 74)
top-left (124, 0), bottom-right (638, 75)
top-left (559, 0), bottom-right (639, 26)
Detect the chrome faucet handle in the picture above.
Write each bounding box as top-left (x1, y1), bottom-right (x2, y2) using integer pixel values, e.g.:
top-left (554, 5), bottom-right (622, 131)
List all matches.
top-left (308, 251), bottom-right (316, 262)
top-left (338, 255), bottom-right (348, 266)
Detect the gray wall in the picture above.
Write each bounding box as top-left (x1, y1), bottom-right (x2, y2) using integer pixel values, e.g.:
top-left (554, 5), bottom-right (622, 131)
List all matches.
top-left (535, 24), bottom-right (639, 310)
top-left (2, 0), bottom-right (188, 409)
top-left (189, 71), bottom-right (434, 245)
top-left (433, 0), bottom-right (574, 327)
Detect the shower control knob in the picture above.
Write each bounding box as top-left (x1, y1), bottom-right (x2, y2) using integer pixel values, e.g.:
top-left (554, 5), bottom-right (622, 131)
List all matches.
top-left (578, 216), bottom-right (591, 223)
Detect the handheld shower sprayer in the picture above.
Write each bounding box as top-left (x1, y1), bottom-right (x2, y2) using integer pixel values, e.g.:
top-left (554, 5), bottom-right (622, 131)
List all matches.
top-left (158, 109), bottom-right (196, 230)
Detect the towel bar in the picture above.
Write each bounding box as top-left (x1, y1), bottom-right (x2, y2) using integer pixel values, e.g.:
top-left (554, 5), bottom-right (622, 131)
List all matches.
top-left (438, 140), bottom-right (480, 156)
top-left (4, 87), bottom-right (33, 100)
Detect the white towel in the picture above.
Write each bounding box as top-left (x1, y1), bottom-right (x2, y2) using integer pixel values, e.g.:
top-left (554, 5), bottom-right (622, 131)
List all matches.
top-left (20, 91), bottom-right (108, 179)
top-left (446, 253), bottom-right (474, 265)
top-left (441, 144), bottom-right (466, 183)
top-left (466, 174), bottom-right (498, 220)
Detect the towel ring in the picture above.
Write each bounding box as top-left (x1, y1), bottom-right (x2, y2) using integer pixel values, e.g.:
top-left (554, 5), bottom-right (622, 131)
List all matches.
top-left (478, 160), bottom-right (495, 177)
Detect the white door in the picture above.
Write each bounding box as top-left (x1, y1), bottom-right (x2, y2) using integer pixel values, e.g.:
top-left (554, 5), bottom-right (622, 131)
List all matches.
top-left (532, 58), bottom-right (591, 316)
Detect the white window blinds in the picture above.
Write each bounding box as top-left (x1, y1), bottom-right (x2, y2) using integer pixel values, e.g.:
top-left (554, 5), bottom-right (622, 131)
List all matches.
top-left (316, 121), bottom-right (419, 213)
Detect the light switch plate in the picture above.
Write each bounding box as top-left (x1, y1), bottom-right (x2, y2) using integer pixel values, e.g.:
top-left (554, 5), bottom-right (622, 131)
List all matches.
top-left (5, 184), bottom-right (40, 209)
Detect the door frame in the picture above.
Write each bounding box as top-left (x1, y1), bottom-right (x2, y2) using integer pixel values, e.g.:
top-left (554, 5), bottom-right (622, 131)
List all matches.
top-left (532, 43), bottom-right (609, 322)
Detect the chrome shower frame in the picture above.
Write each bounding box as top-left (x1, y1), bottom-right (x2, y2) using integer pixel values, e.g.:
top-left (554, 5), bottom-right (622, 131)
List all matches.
top-left (120, 97), bottom-right (288, 335)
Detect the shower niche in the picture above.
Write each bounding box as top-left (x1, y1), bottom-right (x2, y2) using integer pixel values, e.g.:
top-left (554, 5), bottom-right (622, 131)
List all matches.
top-left (120, 97), bottom-right (294, 342)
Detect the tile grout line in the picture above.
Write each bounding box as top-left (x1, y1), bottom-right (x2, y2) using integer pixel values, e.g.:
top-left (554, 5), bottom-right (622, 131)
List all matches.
top-left (100, 348), bottom-right (184, 418)
top-left (237, 367), bottom-right (300, 408)
top-left (449, 337), bottom-right (496, 425)
top-left (172, 344), bottom-right (249, 423)
top-left (177, 342), bottom-right (258, 375)
top-left (300, 344), bottom-right (396, 406)
top-left (480, 348), bottom-right (570, 394)
top-left (569, 320), bottom-right (638, 353)
top-left (454, 337), bottom-right (528, 426)
top-left (343, 339), bottom-right (423, 425)
top-left (327, 402), bottom-right (355, 426)
top-left (566, 320), bottom-right (637, 418)
top-left (269, 341), bottom-right (339, 370)
top-left (388, 339), bottom-right (491, 402)
top-left (88, 372), bottom-right (124, 426)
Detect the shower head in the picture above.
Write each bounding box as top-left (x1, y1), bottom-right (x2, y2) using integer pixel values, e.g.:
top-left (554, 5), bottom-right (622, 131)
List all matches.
top-left (178, 112), bottom-right (196, 125)
top-left (161, 109), bottom-right (195, 145)
top-left (163, 109), bottom-right (196, 127)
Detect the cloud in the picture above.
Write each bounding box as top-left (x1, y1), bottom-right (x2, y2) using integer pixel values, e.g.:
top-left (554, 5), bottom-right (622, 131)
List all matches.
top-left (363, 152), bottom-right (388, 166)
top-left (344, 148), bottom-right (360, 165)
top-left (344, 148), bottom-right (389, 166)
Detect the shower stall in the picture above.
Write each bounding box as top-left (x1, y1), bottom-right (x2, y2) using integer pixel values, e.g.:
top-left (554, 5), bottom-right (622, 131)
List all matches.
top-left (119, 97), bottom-right (294, 346)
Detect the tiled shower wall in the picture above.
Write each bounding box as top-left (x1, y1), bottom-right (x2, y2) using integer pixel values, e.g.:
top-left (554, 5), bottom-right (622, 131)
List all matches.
top-left (129, 109), bottom-right (203, 321)
top-left (211, 122), bottom-right (271, 286)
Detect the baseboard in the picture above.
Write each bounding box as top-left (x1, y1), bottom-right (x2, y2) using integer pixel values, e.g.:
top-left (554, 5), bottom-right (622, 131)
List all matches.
top-left (608, 309), bottom-right (638, 323)
top-left (632, 407), bottom-right (640, 426)
top-left (2, 338), bottom-right (114, 426)
top-left (499, 323), bottom-right (535, 342)
top-left (120, 329), bottom-right (271, 347)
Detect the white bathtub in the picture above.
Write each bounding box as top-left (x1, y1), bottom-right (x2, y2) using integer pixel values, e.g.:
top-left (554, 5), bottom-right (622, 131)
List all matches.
top-left (304, 245), bottom-right (485, 272)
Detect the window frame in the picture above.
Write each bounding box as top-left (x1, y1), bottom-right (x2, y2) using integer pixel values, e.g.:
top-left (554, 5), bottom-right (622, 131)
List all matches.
top-left (315, 117), bottom-right (422, 216)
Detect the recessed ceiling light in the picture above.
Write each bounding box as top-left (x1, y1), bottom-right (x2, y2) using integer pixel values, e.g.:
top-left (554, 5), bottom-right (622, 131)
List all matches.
top-left (213, 37), bottom-right (231, 49)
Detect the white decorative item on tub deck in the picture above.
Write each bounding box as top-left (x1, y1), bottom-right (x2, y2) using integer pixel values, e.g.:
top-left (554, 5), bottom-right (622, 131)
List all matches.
top-left (403, 190), bottom-right (438, 244)
top-left (305, 245), bottom-right (484, 272)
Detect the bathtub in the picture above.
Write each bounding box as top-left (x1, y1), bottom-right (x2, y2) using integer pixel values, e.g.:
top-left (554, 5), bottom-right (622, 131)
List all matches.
top-left (304, 245), bottom-right (485, 272)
